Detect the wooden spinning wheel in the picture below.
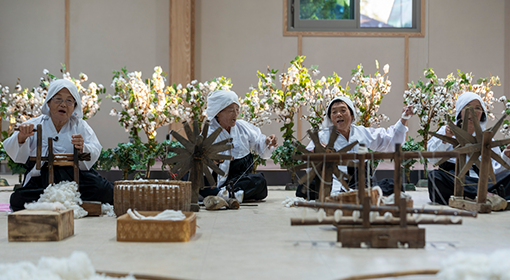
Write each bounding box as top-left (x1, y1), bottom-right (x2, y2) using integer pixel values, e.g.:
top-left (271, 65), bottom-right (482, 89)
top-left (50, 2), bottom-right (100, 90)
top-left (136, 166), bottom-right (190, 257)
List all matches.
top-left (429, 106), bottom-right (510, 212)
top-left (164, 120), bottom-right (233, 212)
top-left (290, 127), bottom-right (358, 202)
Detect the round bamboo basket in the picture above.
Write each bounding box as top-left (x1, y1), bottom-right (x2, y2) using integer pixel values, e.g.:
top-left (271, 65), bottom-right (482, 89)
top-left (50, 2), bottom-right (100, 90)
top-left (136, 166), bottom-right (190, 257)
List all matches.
top-left (114, 180), bottom-right (191, 216)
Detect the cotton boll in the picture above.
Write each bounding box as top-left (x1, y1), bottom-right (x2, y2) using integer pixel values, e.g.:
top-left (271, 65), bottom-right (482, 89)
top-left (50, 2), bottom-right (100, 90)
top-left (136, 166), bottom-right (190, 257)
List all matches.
top-left (334, 210), bottom-right (343, 222)
top-left (449, 216), bottom-right (461, 224)
top-left (317, 208), bottom-right (326, 223)
top-left (383, 212), bottom-right (393, 222)
top-left (352, 210), bottom-right (360, 222)
top-left (369, 211), bottom-right (379, 223)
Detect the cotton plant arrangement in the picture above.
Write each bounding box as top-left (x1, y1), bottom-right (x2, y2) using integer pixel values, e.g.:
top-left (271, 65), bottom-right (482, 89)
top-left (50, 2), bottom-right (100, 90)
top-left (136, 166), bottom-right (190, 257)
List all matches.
top-left (404, 69), bottom-right (499, 149)
top-left (348, 61), bottom-right (392, 128)
top-left (168, 76), bottom-right (233, 128)
top-left (110, 66), bottom-right (179, 179)
top-left (302, 72), bottom-right (346, 130)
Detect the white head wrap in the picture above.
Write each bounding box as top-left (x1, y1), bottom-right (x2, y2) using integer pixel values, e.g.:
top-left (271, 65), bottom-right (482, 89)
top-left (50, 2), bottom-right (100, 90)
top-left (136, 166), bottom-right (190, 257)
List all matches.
top-left (455, 92), bottom-right (487, 128)
top-left (42, 79), bottom-right (83, 120)
top-left (321, 96), bottom-right (357, 129)
top-left (206, 90), bottom-right (240, 121)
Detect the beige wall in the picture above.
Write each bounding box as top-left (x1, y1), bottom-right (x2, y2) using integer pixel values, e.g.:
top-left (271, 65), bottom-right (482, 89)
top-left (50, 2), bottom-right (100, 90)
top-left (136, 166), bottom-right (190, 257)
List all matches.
top-left (0, 0), bottom-right (169, 149)
top-left (0, 0), bottom-right (508, 158)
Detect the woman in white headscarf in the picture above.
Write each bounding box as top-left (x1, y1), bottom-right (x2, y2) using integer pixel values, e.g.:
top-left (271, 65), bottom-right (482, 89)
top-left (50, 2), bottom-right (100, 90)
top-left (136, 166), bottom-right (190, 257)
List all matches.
top-left (296, 96), bottom-right (413, 199)
top-left (4, 79), bottom-right (113, 211)
top-left (428, 92), bottom-right (510, 207)
top-left (204, 90), bottom-right (277, 202)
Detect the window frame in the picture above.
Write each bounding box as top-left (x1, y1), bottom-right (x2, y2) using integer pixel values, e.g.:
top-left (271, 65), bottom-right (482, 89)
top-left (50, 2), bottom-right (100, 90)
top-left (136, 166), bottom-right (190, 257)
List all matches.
top-left (283, 0), bottom-right (425, 37)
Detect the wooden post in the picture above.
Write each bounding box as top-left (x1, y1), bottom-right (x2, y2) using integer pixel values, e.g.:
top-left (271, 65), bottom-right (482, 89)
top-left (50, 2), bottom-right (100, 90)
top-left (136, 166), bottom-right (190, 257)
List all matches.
top-left (393, 144), bottom-right (402, 202)
top-left (453, 154), bottom-right (466, 197)
top-left (318, 161), bottom-right (327, 202)
top-left (36, 124), bottom-right (42, 170)
top-left (48, 138), bottom-right (54, 185)
top-left (477, 131), bottom-right (493, 204)
top-left (73, 147), bottom-right (79, 185)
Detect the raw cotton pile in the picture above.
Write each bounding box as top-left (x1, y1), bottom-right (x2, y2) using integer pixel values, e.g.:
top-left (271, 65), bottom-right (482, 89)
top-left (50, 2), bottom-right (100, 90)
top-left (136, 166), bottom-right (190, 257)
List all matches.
top-left (24, 181), bottom-right (88, 218)
top-left (126, 208), bottom-right (185, 221)
top-left (281, 196), bottom-right (306, 208)
top-left (437, 250), bottom-right (510, 280)
top-left (0, 251), bottom-right (136, 280)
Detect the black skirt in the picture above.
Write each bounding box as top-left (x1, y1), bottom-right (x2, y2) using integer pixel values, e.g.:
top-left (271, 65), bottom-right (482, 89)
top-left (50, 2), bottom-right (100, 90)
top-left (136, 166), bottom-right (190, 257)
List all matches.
top-left (9, 163), bottom-right (114, 211)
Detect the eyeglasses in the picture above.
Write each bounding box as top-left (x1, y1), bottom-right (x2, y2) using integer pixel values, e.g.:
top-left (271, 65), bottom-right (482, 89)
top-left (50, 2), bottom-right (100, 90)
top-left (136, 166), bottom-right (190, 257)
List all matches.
top-left (52, 97), bottom-right (75, 107)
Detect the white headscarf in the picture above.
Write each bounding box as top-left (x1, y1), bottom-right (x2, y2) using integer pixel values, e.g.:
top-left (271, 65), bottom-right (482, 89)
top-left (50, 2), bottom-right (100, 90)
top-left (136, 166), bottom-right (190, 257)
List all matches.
top-left (206, 90), bottom-right (240, 121)
top-left (455, 92), bottom-right (487, 129)
top-left (42, 79), bottom-right (82, 120)
top-left (321, 96), bottom-right (357, 129)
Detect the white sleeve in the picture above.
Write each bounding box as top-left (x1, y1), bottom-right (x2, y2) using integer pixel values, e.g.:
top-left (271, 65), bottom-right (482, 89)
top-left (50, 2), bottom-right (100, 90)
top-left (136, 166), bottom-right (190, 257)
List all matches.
top-left (247, 122), bottom-right (273, 159)
top-left (427, 126), bottom-right (454, 165)
top-left (78, 121), bottom-right (102, 170)
top-left (366, 120), bottom-right (408, 152)
top-left (3, 132), bottom-right (32, 163)
top-left (494, 146), bottom-right (510, 174)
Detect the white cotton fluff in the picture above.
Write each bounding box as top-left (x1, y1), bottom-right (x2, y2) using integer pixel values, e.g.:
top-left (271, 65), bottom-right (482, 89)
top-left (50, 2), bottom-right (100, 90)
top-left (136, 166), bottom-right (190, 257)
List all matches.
top-left (25, 181), bottom-right (88, 219)
top-left (281, 196), bottom-right (306, 208)
top-left (334, 210), bottom-right (343, 222)
top-left (437, 250), bottom-right (510, 280)
top-left (0, 251), bottom-right (136, 280)
top-left (352, 210), bottom-right (360, 222)
top-left (101, 203), bottom-right (115, 217)
top-left (317, 208), bottom-right (326, 223)
top-left (369, 211), bottom-right (379, 223)
top-left (126, 209), bottom-right (185, 221)
top-left (24, 201), bottom-right (66, 211)
top-left (383, 212), bottom-right (393, 222)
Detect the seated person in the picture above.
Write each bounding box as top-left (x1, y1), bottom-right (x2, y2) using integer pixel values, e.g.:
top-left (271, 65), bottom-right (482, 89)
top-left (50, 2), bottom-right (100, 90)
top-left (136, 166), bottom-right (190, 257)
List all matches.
top-left (428, 92), bottom-right (510, 206)
top-left (4, 79), bottom-right (114, 211)
top-left (296, 96), bottom-right (413, 199)
top-left (203, 90), bottom-right (277, 202)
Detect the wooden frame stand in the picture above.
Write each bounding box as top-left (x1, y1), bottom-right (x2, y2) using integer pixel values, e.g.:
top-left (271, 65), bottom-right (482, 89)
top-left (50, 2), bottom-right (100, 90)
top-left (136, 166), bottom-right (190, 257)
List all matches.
top-left (292, 144), bottom-right (477, 248)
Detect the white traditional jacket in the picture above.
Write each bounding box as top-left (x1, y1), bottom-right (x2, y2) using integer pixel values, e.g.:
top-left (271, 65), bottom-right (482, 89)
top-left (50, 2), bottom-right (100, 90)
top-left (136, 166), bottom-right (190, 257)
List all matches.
top-left (3, 115), bottom-right (101, 187)
top-left (306, 120), bottom-right (408, 193)
top-left (208, 118), bottom-right (273, 187)
top-left (428, 125), bottom-right (510, 177)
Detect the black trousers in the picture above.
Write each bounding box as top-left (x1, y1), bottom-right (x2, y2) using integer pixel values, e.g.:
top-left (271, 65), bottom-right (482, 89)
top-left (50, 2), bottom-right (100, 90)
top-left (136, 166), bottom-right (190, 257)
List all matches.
top-left (296, 164), bottom-right (378, 200)
top-left (191, 153), bottom-right (268, 201)
top-left (222, 153), bottom-right (268, 201)
top-left (428, 166), bottom-right (510, 205)
top-left (10, 165), bottom-right (114, 212)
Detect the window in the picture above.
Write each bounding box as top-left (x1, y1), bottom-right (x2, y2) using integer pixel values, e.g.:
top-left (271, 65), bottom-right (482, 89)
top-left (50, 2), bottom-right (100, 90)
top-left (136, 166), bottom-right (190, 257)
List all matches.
top-left (285, 0), bottom-right (423, 36)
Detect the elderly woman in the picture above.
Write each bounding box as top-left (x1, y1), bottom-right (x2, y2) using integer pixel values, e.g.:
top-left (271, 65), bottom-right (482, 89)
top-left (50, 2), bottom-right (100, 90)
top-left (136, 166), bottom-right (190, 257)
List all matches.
top-left (428, 92), bottom-right (510, 208)
top-left (205, 90), bottom-right (277, 202)
top-left (296, 96), bottom-right (413, 199)
top-left (4, 79), bottom-right (113, 211)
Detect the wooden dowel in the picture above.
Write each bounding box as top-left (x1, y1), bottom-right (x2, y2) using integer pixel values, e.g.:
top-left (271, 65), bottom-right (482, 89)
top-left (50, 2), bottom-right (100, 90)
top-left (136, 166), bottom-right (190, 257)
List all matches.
top-left (293, 201), bottom-right (477, 217)
top-left (290, 216), bottom-right (463, 226)
top-left (293, 151), bottom-right (459, 162)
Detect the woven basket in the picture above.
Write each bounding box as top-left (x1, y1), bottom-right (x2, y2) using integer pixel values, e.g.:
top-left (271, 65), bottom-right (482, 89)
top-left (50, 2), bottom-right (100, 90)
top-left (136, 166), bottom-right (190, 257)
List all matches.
top-left (114, 180), bottom-right (191, 216)
top-left (325, 188), bottom-right (380, 216)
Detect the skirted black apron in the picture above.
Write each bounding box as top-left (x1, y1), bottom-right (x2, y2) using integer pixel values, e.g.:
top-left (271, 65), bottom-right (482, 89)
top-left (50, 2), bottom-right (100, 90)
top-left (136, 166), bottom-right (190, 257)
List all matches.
top-left (9, 160), bottom-right (114, 211)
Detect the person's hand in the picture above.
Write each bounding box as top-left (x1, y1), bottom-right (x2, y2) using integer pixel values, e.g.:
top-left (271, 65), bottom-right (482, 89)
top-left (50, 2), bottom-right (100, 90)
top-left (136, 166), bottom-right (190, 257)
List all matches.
top-left (504, 144), bottom-right (510, 158)
top-left (71, 134), bottom-right (85, 153)
top-left (266, 134), bottom-right (278, 148)
top-left (17, 123), bottom-right (35, 144)
top-left (400, 105), bottom-right (414, 126)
